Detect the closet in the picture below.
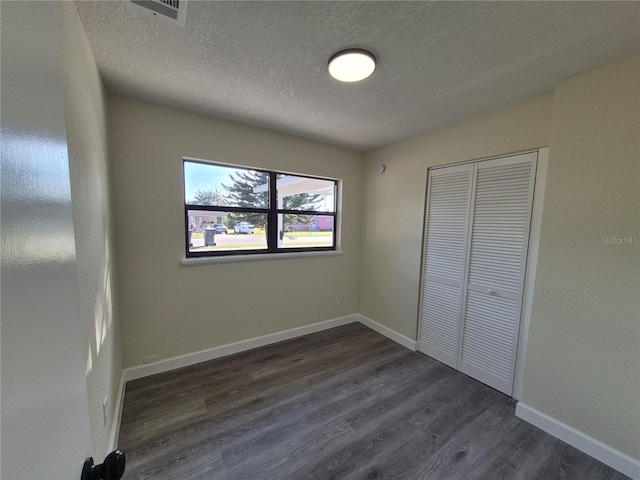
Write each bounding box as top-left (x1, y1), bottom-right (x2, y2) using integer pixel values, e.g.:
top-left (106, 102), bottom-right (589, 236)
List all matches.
top-left (418, 151), bottom-right (537, 396)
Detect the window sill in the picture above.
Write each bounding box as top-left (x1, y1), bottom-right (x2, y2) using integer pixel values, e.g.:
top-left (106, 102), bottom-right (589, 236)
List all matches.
top-left (181, 250), bottom-right (343, 266)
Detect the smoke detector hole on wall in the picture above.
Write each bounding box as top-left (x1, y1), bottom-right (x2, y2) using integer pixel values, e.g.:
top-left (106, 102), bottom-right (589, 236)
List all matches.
top-left (129, 0), bottom-right (187, 26)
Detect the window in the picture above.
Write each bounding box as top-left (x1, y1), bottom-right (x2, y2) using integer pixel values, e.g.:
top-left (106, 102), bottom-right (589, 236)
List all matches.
top-left (184, 159), bottom-right (338, 257)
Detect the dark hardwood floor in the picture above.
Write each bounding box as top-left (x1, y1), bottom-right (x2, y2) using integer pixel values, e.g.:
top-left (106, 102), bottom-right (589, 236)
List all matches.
top-left (118, 323), bottom-right (630, 479)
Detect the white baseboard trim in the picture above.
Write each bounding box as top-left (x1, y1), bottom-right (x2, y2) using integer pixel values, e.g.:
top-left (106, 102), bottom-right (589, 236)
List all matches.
top-left (357, 314), bottom-right (417, 351)
top-left (111, 313), bottom-right (418, 449)
top-left (112, 317), bottom-right (638, 480)
top-left (516, 403), bottom-right (640, 480)
top-left (123, 314), bottom-right (360, 382)
top-left (122, 313), bottom-right (417, 383)
top-left (108, 370), bottom-right (126, 451)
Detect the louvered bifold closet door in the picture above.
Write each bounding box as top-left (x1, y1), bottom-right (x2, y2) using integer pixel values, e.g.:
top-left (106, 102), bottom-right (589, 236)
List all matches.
top-left (418, 164), bottom-right (474, 368)
top-left (459, 152), bottom-right (537, 395)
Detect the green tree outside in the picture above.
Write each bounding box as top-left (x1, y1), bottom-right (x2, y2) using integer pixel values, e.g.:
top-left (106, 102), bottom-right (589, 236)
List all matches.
top-left (222, 172), bottom-right (324, 230)
top-left (223, 170), bottom-right (269, 228)
top-left (190, 188), bottom-right (227, 206)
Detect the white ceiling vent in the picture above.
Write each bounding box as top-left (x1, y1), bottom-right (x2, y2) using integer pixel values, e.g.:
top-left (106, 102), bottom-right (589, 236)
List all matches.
top-left (129, 0), bottom-right (187, 26)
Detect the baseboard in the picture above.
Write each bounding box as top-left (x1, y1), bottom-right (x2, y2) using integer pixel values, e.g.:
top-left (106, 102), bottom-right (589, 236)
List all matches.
top-left (113, 316), bottom-right (638, 480)
top-left (515, 403), bottom-right (640, 480)
top-left (357, 314), bottom-right (417, 351)
top-left (123, 314), bottom-right (360, 382)
top-left (108, 370), bottom-right (125, 451)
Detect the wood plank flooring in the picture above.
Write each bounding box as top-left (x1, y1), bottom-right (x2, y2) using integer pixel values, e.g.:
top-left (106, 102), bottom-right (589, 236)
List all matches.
top-left (118, 323), bottom-right (630, 479)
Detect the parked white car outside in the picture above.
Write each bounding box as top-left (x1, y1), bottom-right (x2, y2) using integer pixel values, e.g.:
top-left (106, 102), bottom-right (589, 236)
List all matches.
top-left (234, 222), bottom-right (255, 234)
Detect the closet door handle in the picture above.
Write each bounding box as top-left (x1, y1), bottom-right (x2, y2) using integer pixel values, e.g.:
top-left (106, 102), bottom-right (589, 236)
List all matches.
top-left (487, 289), bottom-right (497, 296)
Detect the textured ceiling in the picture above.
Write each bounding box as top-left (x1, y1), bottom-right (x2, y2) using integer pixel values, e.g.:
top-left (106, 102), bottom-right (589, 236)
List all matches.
top-left (76, 1), bottom-right (640, 151)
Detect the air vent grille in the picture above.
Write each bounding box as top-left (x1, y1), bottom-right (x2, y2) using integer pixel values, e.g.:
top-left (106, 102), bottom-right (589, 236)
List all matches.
top-left (130, 0), bottom-right (186, 25)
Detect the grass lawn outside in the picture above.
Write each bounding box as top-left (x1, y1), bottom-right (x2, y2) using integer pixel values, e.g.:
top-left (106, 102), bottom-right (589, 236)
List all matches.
top-left (192, 229), bottom-right (330, 239)
top-left (282, 231), bottom-right (331, 237)
top-left (196, 244), bottom-right (267, 251)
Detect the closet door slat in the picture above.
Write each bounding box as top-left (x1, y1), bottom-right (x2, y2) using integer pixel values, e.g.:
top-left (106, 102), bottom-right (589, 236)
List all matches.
top-left (418, 164), bottom-right (474, 368)
top-left (459, 153), bottom-right (537, 395)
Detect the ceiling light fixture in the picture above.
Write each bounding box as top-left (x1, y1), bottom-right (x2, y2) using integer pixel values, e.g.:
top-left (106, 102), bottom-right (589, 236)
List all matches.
top-left (328, 49), bottom-right (376, 83)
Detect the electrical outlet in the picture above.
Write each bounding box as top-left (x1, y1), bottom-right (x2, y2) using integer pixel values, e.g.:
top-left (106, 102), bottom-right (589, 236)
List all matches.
top-left (102, 396), bottom-right (109, 426)
top-left (335, 294), bottom-right (342, 305)
top-left (143, 354), bottom-right (160, 364)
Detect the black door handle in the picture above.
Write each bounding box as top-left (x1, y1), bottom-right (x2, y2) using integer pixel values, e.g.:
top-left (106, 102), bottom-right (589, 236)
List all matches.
top-left (81, 450), bottom-right (125, 480)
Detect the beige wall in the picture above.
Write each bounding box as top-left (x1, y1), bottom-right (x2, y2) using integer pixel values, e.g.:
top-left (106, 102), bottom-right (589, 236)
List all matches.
top-left (523, 55), bottom-right (639, 458)
top-left (360, 94), bottom-right (553, 339)
top-left (108, 96), bottom-right (363, 368)
top-left (360, 54), bottom-right (639, 460)
top-left (61, 2), bottom-right (123, 457)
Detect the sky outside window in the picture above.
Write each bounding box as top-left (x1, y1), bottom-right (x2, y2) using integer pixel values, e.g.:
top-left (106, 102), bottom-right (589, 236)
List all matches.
top-left (184, 161), bottom-right (265, 206)
top-left (184, 162), bottom-right (238, 202)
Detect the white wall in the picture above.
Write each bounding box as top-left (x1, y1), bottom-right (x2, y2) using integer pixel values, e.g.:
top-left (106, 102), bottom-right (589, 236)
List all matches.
top-left (108, 96), bottom-right (363, 368)
top-left (61, 2), bottom-right (123, 457)
top-left (360, 94), bottom-right (553, 339)
top-left (0, 2), bottom-right (93, 478)
top-left (523, 55), bottom-right (639, 459)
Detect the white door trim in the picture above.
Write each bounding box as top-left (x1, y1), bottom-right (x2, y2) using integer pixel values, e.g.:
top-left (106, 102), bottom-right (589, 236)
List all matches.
top-left (512, 146), bottom-right (549, 400)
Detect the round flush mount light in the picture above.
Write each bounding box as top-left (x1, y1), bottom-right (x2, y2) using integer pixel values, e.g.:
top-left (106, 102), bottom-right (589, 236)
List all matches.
top-left (328, 49), bottom-right (376, 83)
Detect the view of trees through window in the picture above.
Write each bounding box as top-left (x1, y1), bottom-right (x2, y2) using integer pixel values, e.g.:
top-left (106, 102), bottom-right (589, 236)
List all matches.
top-left (184, 160), bottom-right (337, 256)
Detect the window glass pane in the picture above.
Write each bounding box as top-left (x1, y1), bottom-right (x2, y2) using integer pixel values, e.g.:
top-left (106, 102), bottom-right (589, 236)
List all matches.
top-left (188, 211), bottom-right (267, 253)
top-left (276, 174), bottom-right (335, 212)
top-left (184, 161), bottom-right (269, 208)
top-left (277, 214), bottom-right (335, 249)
